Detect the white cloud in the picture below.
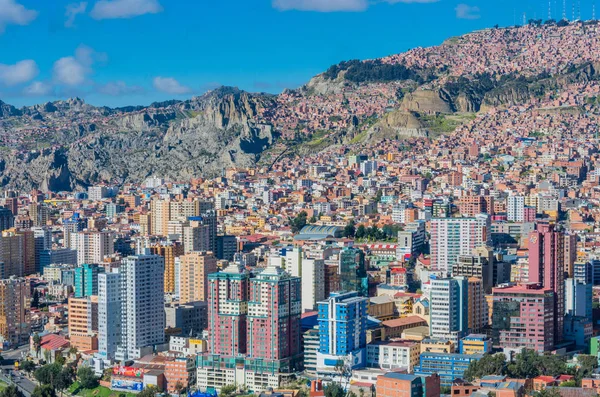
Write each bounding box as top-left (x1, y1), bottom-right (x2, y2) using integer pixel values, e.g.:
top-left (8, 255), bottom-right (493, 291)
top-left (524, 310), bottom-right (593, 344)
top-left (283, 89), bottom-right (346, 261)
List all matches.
top-left (455, 4), bottom-right (480, 19)
top-left (0, 0), bottom-right (37, 33)
top-left (273, 0), bottom-right (367, 12)
top-left (98, 81), bottom-right (144, 96)
top-left (273, 0), bottom-right (438, 12)
top-left (153, 77), bottom-right (191, 95)
top-left (53, 45), bottom-right (106, 86)
top-left (90, 0), bottom-right (162, 19)
top-left (0, 60), bottom-right (38, 86)
top-left (23, 81), bottom-right (52, 96)
top-left (65, 2), bottom-right (87, 28)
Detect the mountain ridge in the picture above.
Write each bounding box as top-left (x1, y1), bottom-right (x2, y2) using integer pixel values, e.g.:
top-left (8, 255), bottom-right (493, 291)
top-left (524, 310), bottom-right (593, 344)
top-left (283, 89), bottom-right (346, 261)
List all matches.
top-left (1, 20), bottom-right (600, 191)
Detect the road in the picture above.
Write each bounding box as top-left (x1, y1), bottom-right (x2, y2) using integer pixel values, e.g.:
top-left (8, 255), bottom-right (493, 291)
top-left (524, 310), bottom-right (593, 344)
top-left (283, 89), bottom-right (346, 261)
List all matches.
top-left (0, 345), bottom-right (38, 397)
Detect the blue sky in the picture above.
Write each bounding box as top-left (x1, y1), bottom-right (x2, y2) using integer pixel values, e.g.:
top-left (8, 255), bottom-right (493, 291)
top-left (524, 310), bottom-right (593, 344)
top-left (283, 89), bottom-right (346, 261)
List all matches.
top-left (0, 0), bottom-right (596, 107)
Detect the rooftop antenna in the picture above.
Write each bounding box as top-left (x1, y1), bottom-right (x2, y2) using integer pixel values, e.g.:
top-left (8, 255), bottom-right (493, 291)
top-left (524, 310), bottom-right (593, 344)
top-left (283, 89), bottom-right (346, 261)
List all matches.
top-left (523, 12), bottom-right (527, 25)
top-left (578, 0), bottom-right (581, 20)
top-left (563, 0), bottom-right (567, 19)
top-left (572, 0), bottom-right (575, 20)
top-left (594, 3), bottom-right (597, 20)
top-left (549, 0), bottom-right (552, 19)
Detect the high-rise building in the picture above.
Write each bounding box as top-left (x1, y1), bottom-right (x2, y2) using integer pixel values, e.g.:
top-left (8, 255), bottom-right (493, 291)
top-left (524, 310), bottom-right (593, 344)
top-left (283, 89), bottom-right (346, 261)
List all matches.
top-left (338, 247), bottom-right (368, 296)
top-left (247, 264), bottom-right (302, 361)
top-left (190, 211), bottom-right (218, 254)
top-left (114, 254), bottom-right (165, 361)
top-left (207, 264), bottom-right (249, 356)
top-left (565, 278), bottom-right (592, 321)
top-left (63, 214), bottom-right (85, 249)
top-left (317, 291), bottom-right (368, 373)
top-left (429, 276), bottom-right (468, 344)
top-left (467, 277), bottom-right (487, 333)
top-left (564, 234), bottom-right (578, 278)
top-left (452, 246), bottom-right (494, 293)
top-left (72, 231), bottom-right (114, 265)
top-left (182, 224), bottom-right (211, 253)
top-left (528, 223), bottom-right (565, 343)
top-left (0, 230), bottom-right (24, 277)
top-left (151, 199), bottom-right (171, 237)
top-left (68, 296), bottom-right (98, 351)
top-left (199, 263), bottom-right (302, 391)
top-left (0, 277), bottom-right (31, 345)
top-left (216, 235), bottom-right (237, 261)
top-left (8, 229), bottom-right (35, 276)
top-left (492, 283), bottom-right (554, 353)
top-left (150, 243), bottom-right (184, 294)
top-left (0, 207), bottom-right (14, 232)
top-left (284, 248), bottom-right (325, 312)
top-left (32, 227), bottom-right (52, 273)
top-left (506, 195), bottom-right (525, 222)
top-left (98, 271), bottom-right (121, 360)
top-left (177, 251), bottom-right (217, 304)
top-left (430, 215), bottom-right (490, 274)
top-left (29, 204), bottom-right (50, 227)
top-left (74, 263), bottom-right (104, 298)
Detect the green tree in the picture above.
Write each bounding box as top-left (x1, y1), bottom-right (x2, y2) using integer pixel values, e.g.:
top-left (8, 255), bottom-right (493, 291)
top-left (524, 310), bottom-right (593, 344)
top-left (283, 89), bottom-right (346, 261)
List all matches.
top-left (20, 360), bottom-right (35, 374)
top-left (324, 382), bottom-right (344, 397)
top-left (137, 386), bottom-right (158, 397)
top-left (174, 381), bottom-right (186, 396)
top-left (463, 354), bottom-right (507, 381)
top-left (55, 368), bottom-right (74, 396)
top-left (290, 211), bottom-right (308, 233)
top-left (343, 220), bottom-right (356, 238)
top-left (54, 353), bottom-right (66, 366)
top-left (536, 387), bottom-right (561, 397)
top-left (34, 363), bottom-right (62, 386)
top-left (77, 366), bottom-right (99, 390)
top-left (0, 385), bottom-right (24, 397)
top-left (507, 349), bottom-right (541, 378)
top-left (538, 353), bottom-right (567, 377)
top-left (575, 354), bottom-right (598, 381)
top-left (32, 333), bottom-right (41, 355)
top-left (31, 385), bottom-right (56, 397)
top-left (355, 225), bottom-right (366, 239)
top-left (559, 380), bottom-right (577, 387)
top-left (219, 384), bottom-right (237, 397)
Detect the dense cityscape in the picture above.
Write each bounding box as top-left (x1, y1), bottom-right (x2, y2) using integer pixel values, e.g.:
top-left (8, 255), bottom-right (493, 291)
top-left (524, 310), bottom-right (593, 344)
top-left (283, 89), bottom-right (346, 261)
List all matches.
top-left (3, 1), bottom-right (600, 397)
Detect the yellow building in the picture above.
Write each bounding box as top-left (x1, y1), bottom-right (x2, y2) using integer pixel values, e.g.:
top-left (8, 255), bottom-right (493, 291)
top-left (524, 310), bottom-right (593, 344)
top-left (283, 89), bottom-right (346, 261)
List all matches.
top-left (459, 335), bottom-right (492, 355)
top-left (420, 338), bottom-right (455, 354)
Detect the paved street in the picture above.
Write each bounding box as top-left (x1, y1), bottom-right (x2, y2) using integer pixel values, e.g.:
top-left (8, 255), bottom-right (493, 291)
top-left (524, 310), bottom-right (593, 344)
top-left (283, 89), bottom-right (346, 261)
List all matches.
top-left (0, 345), bottom-right (37, 397)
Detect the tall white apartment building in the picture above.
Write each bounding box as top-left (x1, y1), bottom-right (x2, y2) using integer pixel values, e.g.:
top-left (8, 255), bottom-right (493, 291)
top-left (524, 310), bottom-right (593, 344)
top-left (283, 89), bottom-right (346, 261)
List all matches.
top-left (72, 231), bottom-right (114, 265)
top-left (507, 195), bottom-right (525, 222)
top-left (430, 214), bottom-right (490, 274)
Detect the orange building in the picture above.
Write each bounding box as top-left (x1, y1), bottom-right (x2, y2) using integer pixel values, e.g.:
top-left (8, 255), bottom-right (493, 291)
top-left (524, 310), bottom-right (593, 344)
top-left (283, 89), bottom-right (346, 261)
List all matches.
top-left (178, 251), bottom-right (217, 303)
top-left (151, 243), bottom-right (184, 294)
top-left (165, 357), bottom-right (195, 394)
top-left (376, 372), bottom-right (440, 397)
top-left (68, 296), bottom-right (98, 351)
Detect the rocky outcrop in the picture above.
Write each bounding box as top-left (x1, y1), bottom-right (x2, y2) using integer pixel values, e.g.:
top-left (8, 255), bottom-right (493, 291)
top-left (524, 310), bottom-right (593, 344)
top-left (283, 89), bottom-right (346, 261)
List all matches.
top-left (0, 88), bottom-right (279, 191)
top-left (401, 90), bottom-right (453, 114)
top-left (364, 110), bottom-right (429, 141)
